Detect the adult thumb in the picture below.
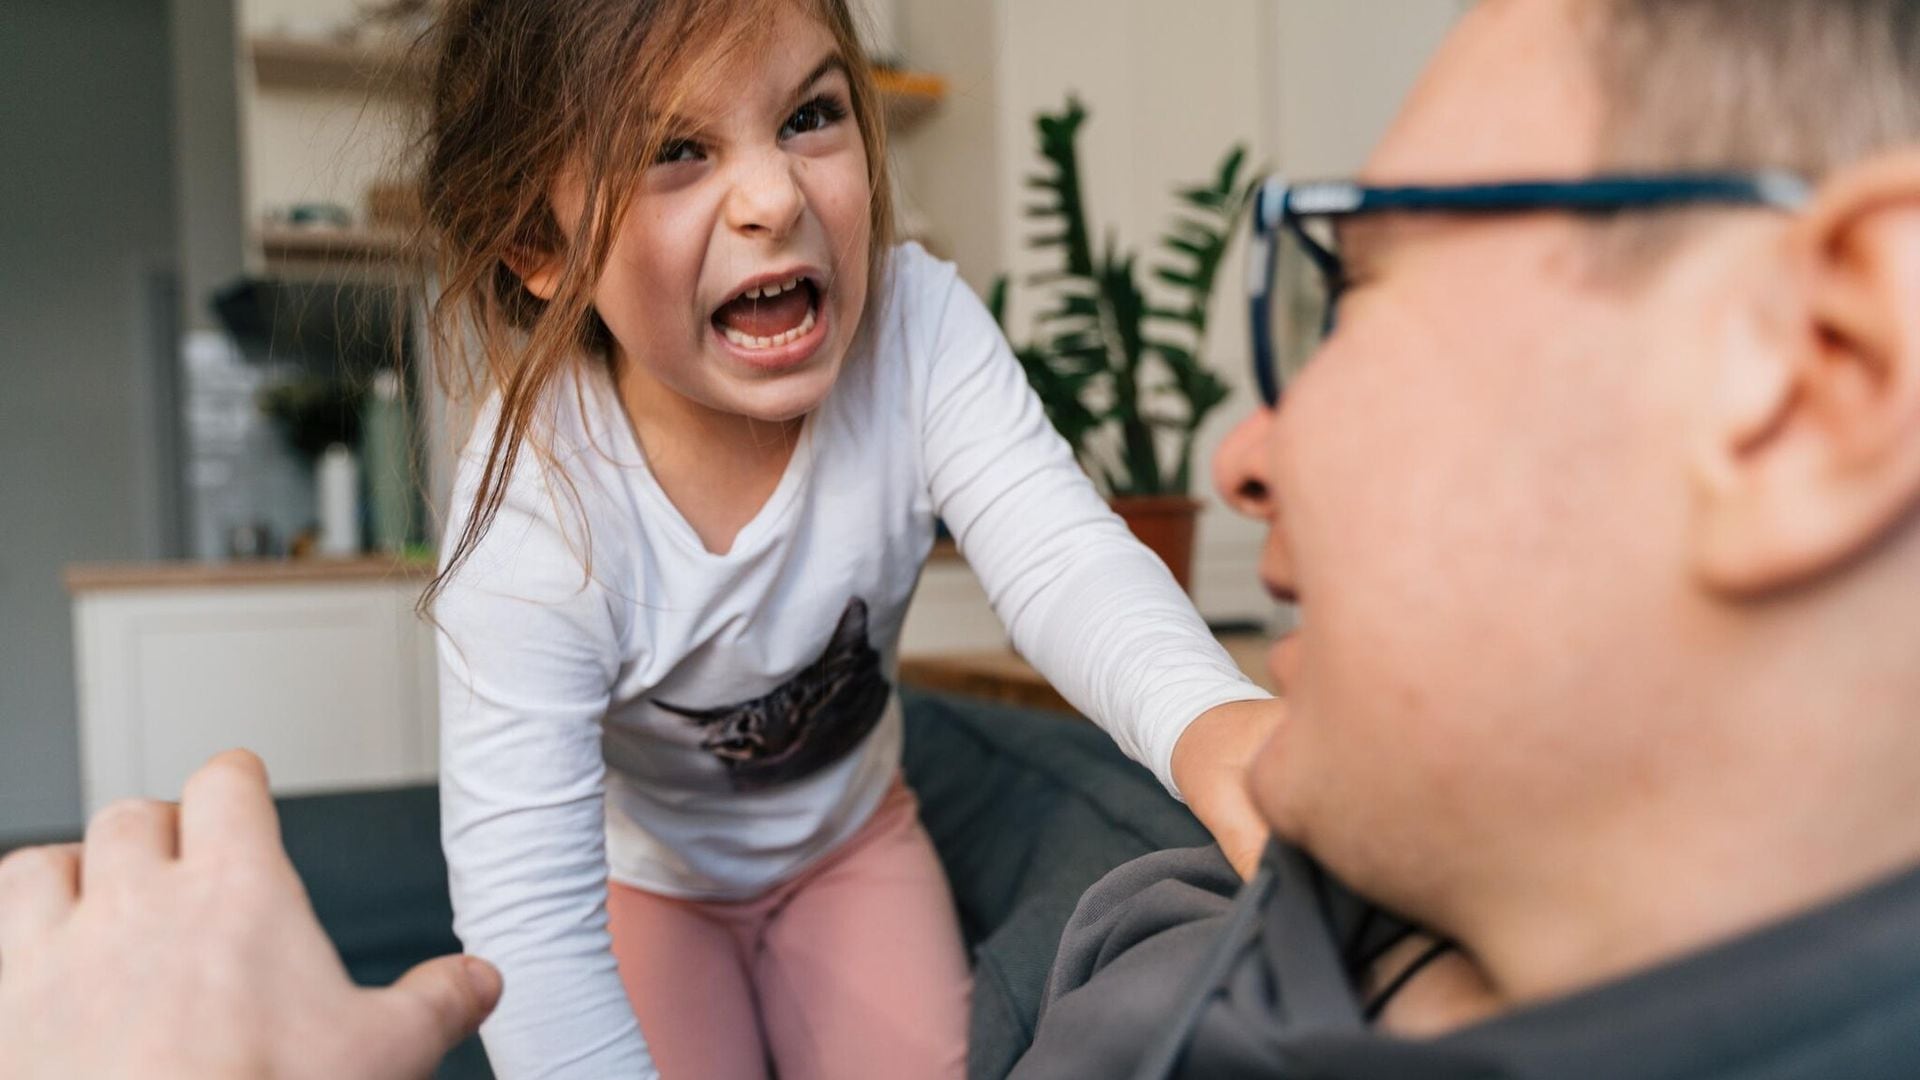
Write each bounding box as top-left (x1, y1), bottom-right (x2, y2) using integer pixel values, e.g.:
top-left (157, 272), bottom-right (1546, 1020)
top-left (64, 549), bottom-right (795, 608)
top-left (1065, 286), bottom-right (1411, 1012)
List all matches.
top-left (374, 955), bottom-right (502, 1074)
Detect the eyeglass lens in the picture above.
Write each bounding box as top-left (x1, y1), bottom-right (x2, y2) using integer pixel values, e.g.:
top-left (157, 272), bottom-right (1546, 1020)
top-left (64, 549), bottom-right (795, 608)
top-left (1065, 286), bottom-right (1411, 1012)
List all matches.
top-left (1265, 215), bottom-right (1341, 392)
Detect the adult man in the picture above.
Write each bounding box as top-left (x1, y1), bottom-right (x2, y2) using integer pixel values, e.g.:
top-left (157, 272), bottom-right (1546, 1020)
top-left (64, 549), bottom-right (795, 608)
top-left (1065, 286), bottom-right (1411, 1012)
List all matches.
top-left (1015, 0), bottom-right (1920, 1074)
top-left (5, 0), bottom-right (1920, 1076)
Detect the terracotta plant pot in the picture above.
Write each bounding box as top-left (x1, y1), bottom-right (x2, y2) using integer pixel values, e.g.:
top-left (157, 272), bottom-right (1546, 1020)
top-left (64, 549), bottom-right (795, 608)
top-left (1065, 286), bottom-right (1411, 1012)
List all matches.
top-left (1111, 495), bottom-right (1203, 592)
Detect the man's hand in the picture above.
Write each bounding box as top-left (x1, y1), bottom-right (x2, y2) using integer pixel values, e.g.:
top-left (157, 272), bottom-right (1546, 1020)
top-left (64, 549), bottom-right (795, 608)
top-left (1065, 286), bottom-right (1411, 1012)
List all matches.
top-left (1170, 699), bottom-right (1284, 879)
top-left (0, 750), bottom-right (500, 1080)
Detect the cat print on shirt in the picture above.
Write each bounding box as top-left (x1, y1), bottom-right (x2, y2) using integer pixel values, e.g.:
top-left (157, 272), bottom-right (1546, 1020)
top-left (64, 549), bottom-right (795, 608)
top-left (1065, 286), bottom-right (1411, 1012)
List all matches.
top-left (655, 598), bottom-right (890, 793)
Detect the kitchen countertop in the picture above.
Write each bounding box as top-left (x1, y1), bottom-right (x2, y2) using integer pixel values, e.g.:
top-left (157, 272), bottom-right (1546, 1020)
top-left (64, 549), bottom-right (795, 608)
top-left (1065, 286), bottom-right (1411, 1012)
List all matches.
top-left (65, 557), bottom-right (434, 594)
top-left (900, 633), bottom-right (1276, 716)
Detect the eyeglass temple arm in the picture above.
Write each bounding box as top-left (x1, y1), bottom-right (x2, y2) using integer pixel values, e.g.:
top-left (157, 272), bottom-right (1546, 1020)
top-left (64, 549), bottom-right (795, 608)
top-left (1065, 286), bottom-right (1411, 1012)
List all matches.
top-left (1255, 172), bottom-right (1812, 221)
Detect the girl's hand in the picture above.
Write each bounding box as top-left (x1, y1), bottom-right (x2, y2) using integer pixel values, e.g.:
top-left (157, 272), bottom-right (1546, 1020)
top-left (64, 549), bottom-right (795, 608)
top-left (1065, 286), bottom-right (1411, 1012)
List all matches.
top-left (1170, 699), bottom-right (1285, 879)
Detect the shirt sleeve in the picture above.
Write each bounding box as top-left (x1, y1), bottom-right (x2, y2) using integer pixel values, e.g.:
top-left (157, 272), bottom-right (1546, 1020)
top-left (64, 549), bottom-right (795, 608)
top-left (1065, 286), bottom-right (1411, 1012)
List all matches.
top-left (434, 450), bottom-right (658, 1080)
top-left (910, 249), bottom-right (1271, 797)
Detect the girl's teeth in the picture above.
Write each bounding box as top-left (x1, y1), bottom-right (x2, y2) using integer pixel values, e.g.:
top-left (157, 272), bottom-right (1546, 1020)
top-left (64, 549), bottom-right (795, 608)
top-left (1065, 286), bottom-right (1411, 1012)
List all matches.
top-left (721, 305), bottom-right (817, 351)
top-left (741, 277), bottom-right (802, 302)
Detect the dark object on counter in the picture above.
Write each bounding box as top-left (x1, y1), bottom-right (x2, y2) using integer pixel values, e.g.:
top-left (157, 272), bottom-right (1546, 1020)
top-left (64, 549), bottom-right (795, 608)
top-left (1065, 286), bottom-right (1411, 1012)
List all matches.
top-left (287, 526), bottom-right (321, 560)
top-left (287, 203), bottom-right (353, 229)
top-left (211, 277), bottom-right (407, 372)
top-left (259, 377), bottom-right (364, 463)
top-left (225, 521), bottom-right (282, 559)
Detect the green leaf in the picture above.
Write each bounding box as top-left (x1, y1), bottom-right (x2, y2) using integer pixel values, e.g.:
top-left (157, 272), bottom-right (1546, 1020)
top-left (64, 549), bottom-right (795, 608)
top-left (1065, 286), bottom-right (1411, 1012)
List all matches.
top-left (1168, 219), bottom-right (1219, 245)
top-left (1162, 236), bottom-right (1210, 261)
top-left (1216, 145), bottom-right (1248, 191)
top-left (986, 275), bottom-right (1010, 330)
top-left (1177, 186), bottom-right (1229, 210)
top-left (1061, 295), bottom-right (1101, 317)
top-left (1151, 342), bottom-right (1198, 369)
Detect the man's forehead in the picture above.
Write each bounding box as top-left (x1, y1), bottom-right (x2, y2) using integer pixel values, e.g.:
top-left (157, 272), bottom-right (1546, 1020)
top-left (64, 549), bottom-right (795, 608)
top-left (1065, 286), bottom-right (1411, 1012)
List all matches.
top-left (1362, 0), bottom-right (1607, 184)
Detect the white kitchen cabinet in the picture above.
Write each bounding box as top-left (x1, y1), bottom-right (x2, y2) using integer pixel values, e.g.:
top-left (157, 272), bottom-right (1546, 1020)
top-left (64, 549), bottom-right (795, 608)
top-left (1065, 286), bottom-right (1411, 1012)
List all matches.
top-left (68, 563), bottom-right (438, 812)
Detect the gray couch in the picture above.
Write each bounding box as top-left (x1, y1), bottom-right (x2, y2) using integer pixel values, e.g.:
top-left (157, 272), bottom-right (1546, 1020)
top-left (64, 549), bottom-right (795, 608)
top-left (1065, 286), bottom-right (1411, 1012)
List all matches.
top-left (277, 689), bottom-right (1209, 1079)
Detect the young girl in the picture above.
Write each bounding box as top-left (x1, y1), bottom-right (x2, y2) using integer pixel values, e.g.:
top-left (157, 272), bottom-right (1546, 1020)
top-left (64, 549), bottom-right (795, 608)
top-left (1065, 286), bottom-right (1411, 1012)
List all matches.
top-left (420, 1), bottom-right (1272, 1077)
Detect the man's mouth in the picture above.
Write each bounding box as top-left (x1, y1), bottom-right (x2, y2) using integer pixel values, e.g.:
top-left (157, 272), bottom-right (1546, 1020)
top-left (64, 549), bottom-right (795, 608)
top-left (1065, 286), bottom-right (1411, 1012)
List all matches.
top-left (711, 275), bottom-right (822, 351)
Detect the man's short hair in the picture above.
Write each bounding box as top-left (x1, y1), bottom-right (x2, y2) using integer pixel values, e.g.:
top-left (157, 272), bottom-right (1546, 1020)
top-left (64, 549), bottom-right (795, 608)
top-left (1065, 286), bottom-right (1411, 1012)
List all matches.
top-left (1596, 0), bottom-right (1920, 174)
top-left (1588, 0), bottom-right (1920, 262)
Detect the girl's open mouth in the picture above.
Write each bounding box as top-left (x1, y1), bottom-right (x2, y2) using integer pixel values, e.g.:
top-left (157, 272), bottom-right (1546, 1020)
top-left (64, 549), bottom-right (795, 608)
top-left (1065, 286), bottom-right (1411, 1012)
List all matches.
top-left (711, 275), bottom-right (823, 352)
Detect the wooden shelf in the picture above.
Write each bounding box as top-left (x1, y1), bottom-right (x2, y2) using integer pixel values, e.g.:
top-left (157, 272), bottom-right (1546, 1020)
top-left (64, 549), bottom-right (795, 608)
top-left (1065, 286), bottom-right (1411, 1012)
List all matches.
top-left (246, 38), bottom-right (947, 274)
top-left (257, 224), bottom-right (415, 265)
top-left (876, 69), bottom-right (948, 135)
top-left (902, 633), bottom-right (1277, 715)
top-left (249, 35), bottom-right (418, 93)
top-left (67, 556), bottom-right (433, 595)
top-left (248, 35), bottom-right (947, 133)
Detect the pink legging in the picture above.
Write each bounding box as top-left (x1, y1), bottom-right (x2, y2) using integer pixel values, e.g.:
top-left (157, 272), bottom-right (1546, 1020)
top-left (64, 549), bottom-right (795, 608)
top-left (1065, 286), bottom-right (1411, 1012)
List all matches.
top-left (607, 777), bottom-right (972, 1080)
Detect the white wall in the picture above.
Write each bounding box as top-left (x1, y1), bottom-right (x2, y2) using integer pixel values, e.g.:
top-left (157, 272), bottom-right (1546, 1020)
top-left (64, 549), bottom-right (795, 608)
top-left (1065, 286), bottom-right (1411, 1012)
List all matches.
top-left (1272, 1), bottom-right (1466, 176)
top-left (894, 0), bottom-right (1004, 294)
top-left (896, 0), bottom-right (1463, 644)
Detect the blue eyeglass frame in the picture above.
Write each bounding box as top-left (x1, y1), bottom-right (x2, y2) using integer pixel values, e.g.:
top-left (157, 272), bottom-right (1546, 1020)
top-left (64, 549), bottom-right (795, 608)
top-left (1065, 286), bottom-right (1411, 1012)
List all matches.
top-left (1245, 171), bottom-right (1815, 408)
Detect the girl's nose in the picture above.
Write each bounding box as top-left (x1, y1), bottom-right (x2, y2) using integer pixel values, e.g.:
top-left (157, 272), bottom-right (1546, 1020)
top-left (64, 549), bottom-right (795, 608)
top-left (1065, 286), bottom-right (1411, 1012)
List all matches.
top-left (1212, 407), bottom-right (1279, 521)
top-left (725, 153), bottom-right (805, 241)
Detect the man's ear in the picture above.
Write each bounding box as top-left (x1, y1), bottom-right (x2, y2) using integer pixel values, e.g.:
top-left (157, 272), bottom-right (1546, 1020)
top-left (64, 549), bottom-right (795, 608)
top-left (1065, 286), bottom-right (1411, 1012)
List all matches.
top-left (505, 246), bottom-right (563, 302)
top-left (1692, 150), bottom-right (1920, 595)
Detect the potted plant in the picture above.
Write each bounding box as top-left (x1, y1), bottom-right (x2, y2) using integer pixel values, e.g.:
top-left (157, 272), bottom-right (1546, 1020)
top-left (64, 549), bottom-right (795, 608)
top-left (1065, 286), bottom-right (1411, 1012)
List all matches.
top-left (990, 97), bottom-right (1258, 591)
top-left (258, 375), bottom-right (364, 463)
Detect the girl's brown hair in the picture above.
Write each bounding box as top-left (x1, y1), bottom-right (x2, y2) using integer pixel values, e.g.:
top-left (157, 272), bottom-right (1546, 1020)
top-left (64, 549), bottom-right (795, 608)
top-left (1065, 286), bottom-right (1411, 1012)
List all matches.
top-left (416, 0), bottom-right (894, 609)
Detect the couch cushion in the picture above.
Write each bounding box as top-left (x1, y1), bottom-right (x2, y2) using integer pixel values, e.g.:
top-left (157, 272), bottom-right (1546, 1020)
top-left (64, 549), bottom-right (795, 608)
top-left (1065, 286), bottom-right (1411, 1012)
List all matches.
top-left (900, 690), bottom-right (1209, 1080)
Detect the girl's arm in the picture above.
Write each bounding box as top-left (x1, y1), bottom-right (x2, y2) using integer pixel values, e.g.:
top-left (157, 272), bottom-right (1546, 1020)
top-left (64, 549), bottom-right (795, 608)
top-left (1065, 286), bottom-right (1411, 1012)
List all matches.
top-left (912, 252), bottom-right (1273, 802)
top-left (434, 461), bottom-right (658, 1080)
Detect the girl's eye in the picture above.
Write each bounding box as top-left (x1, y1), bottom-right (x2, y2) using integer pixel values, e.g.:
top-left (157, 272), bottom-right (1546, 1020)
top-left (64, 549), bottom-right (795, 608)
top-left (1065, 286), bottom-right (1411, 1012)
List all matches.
top-left (656, 138), bottom-right (704, 165)
top-left (781, 94), bottom-right (849, 139)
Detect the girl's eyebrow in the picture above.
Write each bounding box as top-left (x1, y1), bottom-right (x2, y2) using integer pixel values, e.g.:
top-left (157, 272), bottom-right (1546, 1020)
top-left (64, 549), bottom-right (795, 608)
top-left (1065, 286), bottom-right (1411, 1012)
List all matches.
top-left (793, 53), bottom-right (849, 96)
top-left (653, 53), bottom-right (848, 133)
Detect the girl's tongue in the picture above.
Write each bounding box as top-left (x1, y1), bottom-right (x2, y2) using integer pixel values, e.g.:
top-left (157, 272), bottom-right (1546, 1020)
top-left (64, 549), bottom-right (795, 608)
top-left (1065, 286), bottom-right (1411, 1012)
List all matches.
top-left (713, 282), bottom-right (815, 343)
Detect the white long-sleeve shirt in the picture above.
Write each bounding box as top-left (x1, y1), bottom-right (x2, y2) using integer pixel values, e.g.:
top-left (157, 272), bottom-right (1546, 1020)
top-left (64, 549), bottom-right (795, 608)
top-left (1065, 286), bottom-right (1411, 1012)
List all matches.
top-left (435, 243), bottom-right (1269, 1079)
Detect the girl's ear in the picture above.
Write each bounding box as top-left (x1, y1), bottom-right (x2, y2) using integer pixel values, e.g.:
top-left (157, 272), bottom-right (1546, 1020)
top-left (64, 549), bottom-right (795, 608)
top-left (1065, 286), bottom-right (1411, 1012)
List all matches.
top-left (1689, 150), bottom-right (1920, 595)
top-left (505, 247), bottom-right (564, 302)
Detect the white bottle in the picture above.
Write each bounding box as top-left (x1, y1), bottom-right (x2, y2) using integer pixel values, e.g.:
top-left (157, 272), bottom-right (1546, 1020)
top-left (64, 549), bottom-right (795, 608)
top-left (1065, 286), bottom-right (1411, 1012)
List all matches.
top-left (317, 443), bottom-right (361, 558)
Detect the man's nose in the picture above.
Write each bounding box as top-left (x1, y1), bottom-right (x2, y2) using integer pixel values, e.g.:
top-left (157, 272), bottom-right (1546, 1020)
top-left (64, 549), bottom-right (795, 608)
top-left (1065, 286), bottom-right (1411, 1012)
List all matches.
top-left (724, 152), bottom-right (805, 241)
top-left (1212, 407), bottom-right (1278, 520)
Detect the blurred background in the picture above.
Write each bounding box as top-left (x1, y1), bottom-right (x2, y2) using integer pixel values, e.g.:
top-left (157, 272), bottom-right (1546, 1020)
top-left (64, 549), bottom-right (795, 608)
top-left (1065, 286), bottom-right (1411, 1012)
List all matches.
top-left (1, 0), bottom-right (1465, 845)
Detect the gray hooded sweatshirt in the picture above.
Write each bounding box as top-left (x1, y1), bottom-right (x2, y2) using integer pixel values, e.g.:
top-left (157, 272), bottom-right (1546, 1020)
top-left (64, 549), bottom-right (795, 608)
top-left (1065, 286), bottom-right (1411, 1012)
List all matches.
top-left (1012, 843), bottom-right (1920, 1079)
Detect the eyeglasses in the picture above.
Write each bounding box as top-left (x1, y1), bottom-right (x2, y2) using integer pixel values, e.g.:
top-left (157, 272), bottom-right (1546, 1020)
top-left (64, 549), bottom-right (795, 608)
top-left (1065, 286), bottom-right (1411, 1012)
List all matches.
top-left (1245, 172), bottom-right (1814, 408)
